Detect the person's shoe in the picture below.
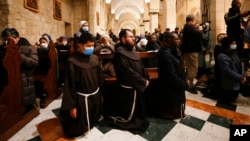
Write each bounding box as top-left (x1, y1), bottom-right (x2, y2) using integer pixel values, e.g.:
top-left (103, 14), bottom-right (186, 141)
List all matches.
top-left (34, 98), bottom-right (40, 109)
top-left (40, 99), bottom-right (46, 109)
top-left (187, 87), bottom-right (198, 94)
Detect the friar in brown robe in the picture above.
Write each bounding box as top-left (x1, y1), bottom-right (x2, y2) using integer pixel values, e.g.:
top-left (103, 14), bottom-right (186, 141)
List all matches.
top-left (103, 29), bottom-right (150, 134)
top-left (60, 32), bottom-right (103, 138)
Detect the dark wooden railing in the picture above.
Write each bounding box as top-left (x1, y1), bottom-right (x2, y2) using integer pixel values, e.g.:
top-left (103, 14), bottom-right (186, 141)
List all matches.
top-left (97, 51), bottom-right (158, 82)
top-left (0, 40), bottom-right (39, 141)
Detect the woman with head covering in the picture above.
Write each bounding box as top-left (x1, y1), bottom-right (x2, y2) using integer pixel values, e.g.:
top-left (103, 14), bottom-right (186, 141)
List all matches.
top-left (34, 33), bottom-right (56, 108)
top-left (75, 20), bottom-right (89, 38)
top-left (72, 20), bottom-right (89, 53)
top-left (217, 36), bottom-right (247, 103)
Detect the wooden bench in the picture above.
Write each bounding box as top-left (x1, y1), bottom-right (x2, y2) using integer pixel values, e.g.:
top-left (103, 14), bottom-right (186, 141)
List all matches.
top-left (97, 51), bottom-right (158, 82)
top-left (0, 40), bottom-right (39, 141)
top-left (97, 51), bottom-right (157, 60)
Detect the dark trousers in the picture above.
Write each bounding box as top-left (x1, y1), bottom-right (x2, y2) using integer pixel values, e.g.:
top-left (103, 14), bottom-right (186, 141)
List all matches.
top-left (34, 80), bottom-right (47, 99)
top-left (220, 89), bottom-right (239, 103)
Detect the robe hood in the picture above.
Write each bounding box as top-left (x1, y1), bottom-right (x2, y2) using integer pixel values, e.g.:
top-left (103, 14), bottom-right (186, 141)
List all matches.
top-left (68, 52), bottom-right (99, 69)
top-left (116, 45), bottom-right (140, 60)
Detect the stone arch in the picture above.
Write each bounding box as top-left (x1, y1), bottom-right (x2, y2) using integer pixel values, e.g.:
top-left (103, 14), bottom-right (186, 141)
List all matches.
top-left (115, 12), bottom-right (139, 35)
top-left (176, 14), bottom-right (185, 29)
top-left (115, 7), bottom-right (140, 20)
top-left (111, 0), bottom-right (143, 14)
top-left (189, 7), bottom-right (201, 24)
top-left (118, 20), bottom-right (139, 35)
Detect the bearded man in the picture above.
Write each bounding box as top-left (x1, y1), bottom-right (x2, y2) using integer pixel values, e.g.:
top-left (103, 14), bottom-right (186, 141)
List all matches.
top-left (103, 29), bottom-right (150, 134)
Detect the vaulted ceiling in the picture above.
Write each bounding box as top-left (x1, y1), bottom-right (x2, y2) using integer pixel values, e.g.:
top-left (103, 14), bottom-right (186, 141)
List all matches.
top-left (109, 0), bottom-right (146, 20)
top-left (106, 0), bottom-right (148, 32)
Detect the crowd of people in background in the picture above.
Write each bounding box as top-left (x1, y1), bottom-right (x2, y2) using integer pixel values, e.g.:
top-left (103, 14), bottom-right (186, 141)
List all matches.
top-left (0, 0), bottom-right (250, 138)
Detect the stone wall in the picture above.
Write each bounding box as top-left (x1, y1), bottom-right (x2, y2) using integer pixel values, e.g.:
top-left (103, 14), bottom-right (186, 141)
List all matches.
top-left (1, 0), bottom-right (249, 46)
top-left (0, 0), bottom-right (76, 45)
top-left (73, 0), bottom-right (88, 34)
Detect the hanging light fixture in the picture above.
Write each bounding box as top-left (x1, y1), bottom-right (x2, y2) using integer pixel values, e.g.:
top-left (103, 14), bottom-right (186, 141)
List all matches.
top-left (145, 0), bottom-right (150, 3)
top-left (106, 0), bottom-right (111, 4)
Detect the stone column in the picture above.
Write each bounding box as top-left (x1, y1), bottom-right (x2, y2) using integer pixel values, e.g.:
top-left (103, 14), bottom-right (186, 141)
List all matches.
top-left (143, 20), bottom-right (150, 34)
top-left (88, 0), bottom-right (98, 35)
top-left (210, 0), bottom-right (230, 46)
top-left (149, 0), bottom-right (160, 33)
top-left (149, 12), bottom-right (159, 33)
top-left (162, 0), bottom-right (176, 31)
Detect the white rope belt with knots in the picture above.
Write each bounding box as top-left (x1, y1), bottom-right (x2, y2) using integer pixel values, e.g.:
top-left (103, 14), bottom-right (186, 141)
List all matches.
top-left (108, 84), bottom-right (136, 123)
top-left (77, 87), bottom-right (99, 132)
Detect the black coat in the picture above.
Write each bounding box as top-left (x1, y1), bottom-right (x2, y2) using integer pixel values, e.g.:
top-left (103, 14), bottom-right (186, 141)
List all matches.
top-left (181, 23), bottom-right (202, 53)
top-left (19, 45), bottom-right (39, 106)
top-left (224, 8), bottom-right (243, 38)
top-left (155, 47), bottom-right (187, 108)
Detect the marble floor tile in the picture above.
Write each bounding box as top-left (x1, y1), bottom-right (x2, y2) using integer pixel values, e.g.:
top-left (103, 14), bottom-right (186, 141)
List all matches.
top-left (180, 115), bottom-right (206, 131)
top-left (236, 105), bottom-right (250, 115)
top-left (104, 129), bottom-right (147, 141)
top-left (75, 127), bottom-right (108, 141)
top-left (185, 106), bottom-right (210, 121)
top-left (207, 114), bottom-right (233, 129)
top-left (198, 98), bottom-right (218, 107)
top-left (161, 123), bottom-right (200, 141)
top-left (6, 89), bottom-right (250, 141)
top-left (141, 118), bottom-right (177, 140)
top-left (196, 122), bottom-right (229, 141)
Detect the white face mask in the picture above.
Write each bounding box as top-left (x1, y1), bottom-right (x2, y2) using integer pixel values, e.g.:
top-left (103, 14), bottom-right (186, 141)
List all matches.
top-left (40, 43), bottom-right (48, 48)
top-left (82, 26), bottom-right (89, 32)
top-left (62, 41), bottom-right (67, 46)
top-left (230, 44), bottom-right (237, 50)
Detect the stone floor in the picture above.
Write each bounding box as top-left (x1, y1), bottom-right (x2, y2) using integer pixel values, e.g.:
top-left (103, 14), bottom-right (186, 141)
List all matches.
top-left (8, 90), bottom-right (250, 141)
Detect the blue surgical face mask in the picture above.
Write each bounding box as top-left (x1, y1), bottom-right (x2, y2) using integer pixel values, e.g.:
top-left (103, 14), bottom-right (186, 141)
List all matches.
top-left (83, 46), bottom-right (94, 55)
top-left (230, 44), bottom-right (237, 50)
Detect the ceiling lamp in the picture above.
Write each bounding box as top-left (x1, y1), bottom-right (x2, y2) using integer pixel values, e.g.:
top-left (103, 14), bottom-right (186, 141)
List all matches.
top-left (145, 0), bottom-right (150, 3)
top-left (106, 0), bottom-right (111, 4)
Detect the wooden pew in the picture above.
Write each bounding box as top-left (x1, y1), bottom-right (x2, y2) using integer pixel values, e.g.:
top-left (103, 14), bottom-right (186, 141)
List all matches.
top-left (138, 51), bottom-right (157, 59)
top-left (97, 51), bottom-right (158, 82)
top-left (97, 51), bottom-right (157, 60)
top-left (0, 40), bottom-right (39, 141)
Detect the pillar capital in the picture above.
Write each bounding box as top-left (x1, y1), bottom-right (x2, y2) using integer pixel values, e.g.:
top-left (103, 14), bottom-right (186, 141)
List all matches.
top-left (143, 19), bottom-right (150, 22)
top-left (149, 11), bottom-right (159, 15)
top-left (149, 8), bottom-right (160, 15)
